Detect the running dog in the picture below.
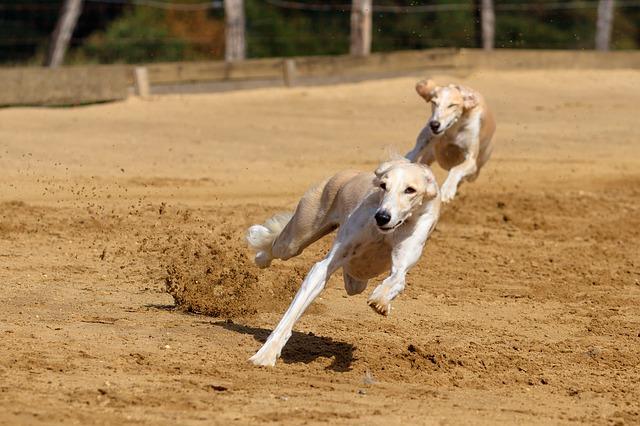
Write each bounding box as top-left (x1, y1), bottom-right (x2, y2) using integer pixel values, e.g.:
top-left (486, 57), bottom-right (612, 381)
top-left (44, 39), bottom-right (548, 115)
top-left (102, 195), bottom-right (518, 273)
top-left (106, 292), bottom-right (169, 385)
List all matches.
top-left (246, 158), bottom-right (441, 366)
top-left (406, 79), bottom-right (496, 203)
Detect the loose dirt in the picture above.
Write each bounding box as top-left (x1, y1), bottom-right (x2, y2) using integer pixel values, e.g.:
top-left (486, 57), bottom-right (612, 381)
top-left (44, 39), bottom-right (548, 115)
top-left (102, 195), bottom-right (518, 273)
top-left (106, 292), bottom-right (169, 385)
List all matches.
top-left (0, 69), bottom-right (639, 425)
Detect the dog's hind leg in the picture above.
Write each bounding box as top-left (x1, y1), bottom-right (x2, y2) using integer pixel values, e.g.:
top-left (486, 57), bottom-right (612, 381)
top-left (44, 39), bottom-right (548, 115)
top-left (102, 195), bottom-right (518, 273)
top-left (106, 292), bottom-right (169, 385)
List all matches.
top-left (270, 171), bottom-right (357, 262)
top-left (343, 270), bottom-right (368, 296)
top-left (271, 214), bottom-right (337, 262)
top-left (246, 194), bottom-right (337, 268)
top-left (465, 169), bottom-right (480, 183)
top-left (466, 140), bottom-right (493, 183)
top-left (247, 213), bottom-right (294, 268)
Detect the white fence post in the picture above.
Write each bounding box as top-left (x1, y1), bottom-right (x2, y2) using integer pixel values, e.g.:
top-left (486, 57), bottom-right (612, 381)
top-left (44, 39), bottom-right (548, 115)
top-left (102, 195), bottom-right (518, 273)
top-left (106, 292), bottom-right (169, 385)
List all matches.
top-left (595, 0), bottom-right (615, 51)
top-left (481, 0), bottom-right (495, 51)
top-left (225, 0), bottom-right (246, 61)
top-left (350, 0), bottom-right (372, 56)
top-left (133, 67), bottom-right (150, 99)
top-left (45, 0), bottom-right (83, 68)
top-left (282, 59), bottom-right (297, 87)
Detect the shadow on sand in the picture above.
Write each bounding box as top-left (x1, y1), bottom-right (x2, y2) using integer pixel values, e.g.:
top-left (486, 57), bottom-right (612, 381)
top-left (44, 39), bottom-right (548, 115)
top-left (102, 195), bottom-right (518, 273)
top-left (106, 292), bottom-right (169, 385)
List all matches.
top-left (214, 320), bottom-right (355, 372)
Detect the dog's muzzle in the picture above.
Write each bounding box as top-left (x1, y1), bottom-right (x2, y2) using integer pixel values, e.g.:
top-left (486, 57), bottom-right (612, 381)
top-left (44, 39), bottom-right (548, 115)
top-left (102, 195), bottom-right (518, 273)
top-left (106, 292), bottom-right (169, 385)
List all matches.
top-left (375, 210), bottom-right (404, 232)
top-left (374, 210), bottom-right (391, 227)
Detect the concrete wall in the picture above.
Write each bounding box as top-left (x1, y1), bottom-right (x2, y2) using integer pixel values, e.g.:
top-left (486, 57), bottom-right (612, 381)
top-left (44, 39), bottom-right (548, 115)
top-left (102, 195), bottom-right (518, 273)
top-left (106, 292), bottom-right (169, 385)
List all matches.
top-left (0, 65), bottom-right (129, 107)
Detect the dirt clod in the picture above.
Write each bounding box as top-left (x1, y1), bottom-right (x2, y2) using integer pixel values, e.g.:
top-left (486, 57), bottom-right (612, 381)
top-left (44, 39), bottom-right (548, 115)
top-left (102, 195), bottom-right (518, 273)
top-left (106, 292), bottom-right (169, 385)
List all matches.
top-left (163, 224), bottom-right (305, 319)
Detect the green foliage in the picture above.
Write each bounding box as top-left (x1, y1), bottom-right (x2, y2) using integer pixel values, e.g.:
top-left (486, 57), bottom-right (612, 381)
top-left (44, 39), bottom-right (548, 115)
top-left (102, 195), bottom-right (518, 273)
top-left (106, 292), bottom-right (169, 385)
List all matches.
top-left (0, 0), bottom-right (60, 64)
top-left (494, 6), bottom-right (595, 49)
top-left (0, 0), bottom-right (125, 64)
top-left (77, 7), bottom-right (187, 64)
top-left (371, 5), bottom-right (478, 51)
top-left (243, 0), bottom-right (640, 56)
top-left (0, 0), bottom-right (639, 65)
top-left (612, 8), bottom-right (640, 49)
top-left (245, 0), bottom-right (349, 57)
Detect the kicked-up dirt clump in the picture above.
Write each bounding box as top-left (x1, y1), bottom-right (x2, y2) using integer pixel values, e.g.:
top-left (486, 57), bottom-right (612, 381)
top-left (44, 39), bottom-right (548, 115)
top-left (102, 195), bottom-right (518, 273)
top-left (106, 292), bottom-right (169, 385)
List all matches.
top-left (164, 223), bottom-right (306, 319)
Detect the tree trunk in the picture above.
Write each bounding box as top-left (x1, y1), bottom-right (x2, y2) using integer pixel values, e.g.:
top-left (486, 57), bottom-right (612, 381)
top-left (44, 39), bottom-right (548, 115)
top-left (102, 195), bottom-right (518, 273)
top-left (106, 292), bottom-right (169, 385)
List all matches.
top-left (44, 0), bottom-right (83, 68)
top-left (595, 0), bottom-right (614, 51)
top-left (481, 0), bottom-right (495, 51)
top-left (225, 0), bottom-right (246, 61)
top-left (350, 0), bottom-right (372, 56)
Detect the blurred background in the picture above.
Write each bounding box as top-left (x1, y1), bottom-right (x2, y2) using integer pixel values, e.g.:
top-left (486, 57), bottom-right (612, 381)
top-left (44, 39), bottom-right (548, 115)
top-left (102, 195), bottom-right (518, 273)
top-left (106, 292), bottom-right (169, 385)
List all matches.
top-left (1, 0), bottom-right (639, 66)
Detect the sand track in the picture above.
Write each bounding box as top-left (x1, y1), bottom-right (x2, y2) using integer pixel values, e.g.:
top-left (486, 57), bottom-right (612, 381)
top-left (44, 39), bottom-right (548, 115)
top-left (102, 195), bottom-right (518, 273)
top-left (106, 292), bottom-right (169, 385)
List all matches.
top-left (1, 69), bottom-right (639, 425)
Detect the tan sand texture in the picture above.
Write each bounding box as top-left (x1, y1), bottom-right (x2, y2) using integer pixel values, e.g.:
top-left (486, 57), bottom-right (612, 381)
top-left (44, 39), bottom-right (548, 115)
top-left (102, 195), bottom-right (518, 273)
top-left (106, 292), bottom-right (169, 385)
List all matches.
top-left (0, 69), bottom-right (639, 424)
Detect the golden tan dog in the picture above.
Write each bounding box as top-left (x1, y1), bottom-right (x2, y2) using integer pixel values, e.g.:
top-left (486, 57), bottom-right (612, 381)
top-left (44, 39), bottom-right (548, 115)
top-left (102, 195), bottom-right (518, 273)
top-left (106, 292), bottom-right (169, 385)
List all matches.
top-left (246, 159), bottom-right (441, 366)
top-left (406, 79), bottom-right (496, 202)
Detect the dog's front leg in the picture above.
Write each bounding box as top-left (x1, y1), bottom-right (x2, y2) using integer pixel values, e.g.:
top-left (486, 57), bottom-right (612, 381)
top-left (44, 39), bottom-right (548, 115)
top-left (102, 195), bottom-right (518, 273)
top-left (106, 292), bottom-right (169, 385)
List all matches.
top-left (440, 154), bottom-right (477, 203)
top-left (368, 210), bottom-right (439, 316)
top-left (368, 269), bottom-right (407, 317)
top-left (441, 123), bottom-right (481, 202)
top-left (406, 125), bottom-right (435, 163)
top-left (249, 249), bottom-right (342, 367)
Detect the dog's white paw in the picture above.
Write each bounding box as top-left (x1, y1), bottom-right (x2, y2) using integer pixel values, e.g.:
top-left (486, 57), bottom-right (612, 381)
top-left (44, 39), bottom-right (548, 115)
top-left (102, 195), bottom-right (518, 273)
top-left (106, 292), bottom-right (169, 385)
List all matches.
top-left (249, 344), bottom-right (280, 367)
top-left (368, 286), bottom-right (392, 316)
top-left (248, 351), bottom-right (277, 367)
top-left (440, 182), bottom-right (458, 203)
top-left (368, 299), bottom-right (391, 316)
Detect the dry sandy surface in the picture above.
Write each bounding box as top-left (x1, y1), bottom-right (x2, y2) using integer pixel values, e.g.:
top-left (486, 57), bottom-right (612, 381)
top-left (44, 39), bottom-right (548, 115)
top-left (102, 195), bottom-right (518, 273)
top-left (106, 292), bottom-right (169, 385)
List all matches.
top-left (1, 69), bottom-right (639, 425)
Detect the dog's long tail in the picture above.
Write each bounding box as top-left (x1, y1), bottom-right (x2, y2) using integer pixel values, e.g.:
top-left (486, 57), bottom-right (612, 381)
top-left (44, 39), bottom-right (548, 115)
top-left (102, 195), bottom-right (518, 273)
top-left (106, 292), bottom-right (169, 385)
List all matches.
top-left (246, 212), bottom-right (293, 269)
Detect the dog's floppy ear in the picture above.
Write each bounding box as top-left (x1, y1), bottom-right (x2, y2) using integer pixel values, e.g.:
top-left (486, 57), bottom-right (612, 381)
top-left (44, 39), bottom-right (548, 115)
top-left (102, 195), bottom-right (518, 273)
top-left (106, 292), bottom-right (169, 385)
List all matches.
top-left (419, 164), bottom-right (439, 199)
top-left (457, 85), bottom-right (479, 110)
top-left (375, 157), bottom-right (410, 178)
top-left (415, 79), bottom-right (437, 102)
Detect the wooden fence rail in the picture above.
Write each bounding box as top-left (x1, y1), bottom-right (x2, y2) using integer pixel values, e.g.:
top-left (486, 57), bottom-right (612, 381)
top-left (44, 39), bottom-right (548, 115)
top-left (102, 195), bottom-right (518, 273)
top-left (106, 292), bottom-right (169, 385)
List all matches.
top-left (2, 49), bottom-right (639, 107)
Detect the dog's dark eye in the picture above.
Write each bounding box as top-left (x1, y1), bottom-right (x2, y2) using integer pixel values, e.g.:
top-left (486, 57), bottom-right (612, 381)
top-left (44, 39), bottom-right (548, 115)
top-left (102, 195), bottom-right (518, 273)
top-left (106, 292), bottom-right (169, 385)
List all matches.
top-left (448, 104), bottom-right (457, 109)
top-left (379, 182), bottom-right (387, 191)
top-left (404, 187), bottom-right (416, 194)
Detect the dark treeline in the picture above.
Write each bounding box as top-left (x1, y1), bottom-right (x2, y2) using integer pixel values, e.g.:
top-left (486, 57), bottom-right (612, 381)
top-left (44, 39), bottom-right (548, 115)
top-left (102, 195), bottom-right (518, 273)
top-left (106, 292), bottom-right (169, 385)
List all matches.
top-left (1, 0), bottom-right (639, 65)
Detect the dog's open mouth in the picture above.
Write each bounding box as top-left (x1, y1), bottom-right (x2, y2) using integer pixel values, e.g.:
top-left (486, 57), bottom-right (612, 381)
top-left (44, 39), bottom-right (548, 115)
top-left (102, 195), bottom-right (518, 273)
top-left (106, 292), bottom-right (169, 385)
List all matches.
top-left (378, 220), bottom-right (403, 232)
top-left (434, 118), bottom-right (458, 135)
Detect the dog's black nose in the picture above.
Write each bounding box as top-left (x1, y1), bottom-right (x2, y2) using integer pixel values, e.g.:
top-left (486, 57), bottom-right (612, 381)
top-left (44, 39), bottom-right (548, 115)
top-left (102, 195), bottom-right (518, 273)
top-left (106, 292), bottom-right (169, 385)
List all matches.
top-left (429, 120), bottom-right (440, 132)
top-left (375, 210), bottom-right (391, 227)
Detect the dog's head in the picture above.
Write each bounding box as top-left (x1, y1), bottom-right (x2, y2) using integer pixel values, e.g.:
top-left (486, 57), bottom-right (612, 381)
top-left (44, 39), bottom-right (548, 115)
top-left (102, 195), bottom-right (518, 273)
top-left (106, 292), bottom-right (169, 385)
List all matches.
top-left (373, 158), bottom-right (438, 233)
top-left (416, 79), bottom-right (479, 136)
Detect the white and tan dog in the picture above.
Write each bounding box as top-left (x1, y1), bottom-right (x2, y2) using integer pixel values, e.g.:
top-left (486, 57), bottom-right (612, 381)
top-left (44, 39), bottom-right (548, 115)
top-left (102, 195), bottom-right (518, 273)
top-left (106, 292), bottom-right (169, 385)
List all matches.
top-left (406, 79), bottom-right (496, 203)
top-left (246, 159), bottom-right (440, 366)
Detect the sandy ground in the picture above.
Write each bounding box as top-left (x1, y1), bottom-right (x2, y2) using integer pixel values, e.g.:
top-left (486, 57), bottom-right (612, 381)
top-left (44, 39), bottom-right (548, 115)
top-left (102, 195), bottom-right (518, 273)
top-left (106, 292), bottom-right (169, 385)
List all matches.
top-left (0, 69), bottom-right (639, 425)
